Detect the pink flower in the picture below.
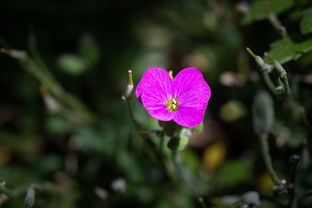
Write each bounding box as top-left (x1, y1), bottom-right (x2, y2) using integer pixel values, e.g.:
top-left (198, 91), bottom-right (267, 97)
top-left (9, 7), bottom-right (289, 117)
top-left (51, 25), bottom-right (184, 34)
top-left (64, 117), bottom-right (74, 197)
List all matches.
top-left (136, 67), bottom-right (211, 127)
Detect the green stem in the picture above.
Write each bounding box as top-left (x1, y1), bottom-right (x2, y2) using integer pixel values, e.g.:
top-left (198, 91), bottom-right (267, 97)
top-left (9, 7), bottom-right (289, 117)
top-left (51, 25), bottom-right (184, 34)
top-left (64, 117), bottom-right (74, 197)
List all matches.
top-left (20, 58), bottom-right (97, 123)
top-left (1, 46), bottom-right (97, 123)
top-left (259, 134), bottom-right (282, 185)
top-left (281, 76), bottom-right (291, 95)
top-left (125, 99), bottom-right (139, 132)
top-left (288, 155), bottom-right (300, 208)
top-left (0, 185), bottom-right (14, 198)
top-left (262, 72), bottom-right (281, 95)
top-left (28, 34), bottom-right (57, 83)
top-left (267, 12), bottom-right (287, 38)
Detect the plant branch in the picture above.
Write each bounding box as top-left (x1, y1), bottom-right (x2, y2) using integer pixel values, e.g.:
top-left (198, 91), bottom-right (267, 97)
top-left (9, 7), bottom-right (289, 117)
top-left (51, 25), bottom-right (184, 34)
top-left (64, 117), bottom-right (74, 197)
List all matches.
top-left (1, 48), bottom-right (98, 123)
top-left (288, 155), bottom-right (300, 208)
top-left (267, 12), bottom-right (287, 38)
top-left (259, 134), bottom-right (283, 185)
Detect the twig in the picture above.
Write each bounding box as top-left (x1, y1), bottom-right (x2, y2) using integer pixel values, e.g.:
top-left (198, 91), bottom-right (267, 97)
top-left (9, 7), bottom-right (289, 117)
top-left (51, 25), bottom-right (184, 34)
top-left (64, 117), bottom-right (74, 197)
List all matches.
top-left (288, 155), bottom-right (300, 208)
top-left (1, 48), bottom-right (97, 123)
top-left (259, 134), bottom-right (283, 185)
top-left (125, 99), bottom-right (139, 131)
top-left (262, 72), bottom-right (282, 95)
top-left (267, 12), bottom-right (287, 38)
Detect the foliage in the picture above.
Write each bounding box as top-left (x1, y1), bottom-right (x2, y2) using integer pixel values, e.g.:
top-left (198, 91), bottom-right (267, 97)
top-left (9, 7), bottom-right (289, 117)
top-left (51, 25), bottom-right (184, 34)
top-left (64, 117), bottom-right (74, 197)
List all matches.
top-left (0, 0), bottom-right (312, 208)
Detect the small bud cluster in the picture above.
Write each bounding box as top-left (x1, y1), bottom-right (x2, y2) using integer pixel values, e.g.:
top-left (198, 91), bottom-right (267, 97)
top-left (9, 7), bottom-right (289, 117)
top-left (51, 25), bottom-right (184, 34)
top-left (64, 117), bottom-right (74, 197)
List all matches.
top-left (246, 48), bottom-right (291, 95)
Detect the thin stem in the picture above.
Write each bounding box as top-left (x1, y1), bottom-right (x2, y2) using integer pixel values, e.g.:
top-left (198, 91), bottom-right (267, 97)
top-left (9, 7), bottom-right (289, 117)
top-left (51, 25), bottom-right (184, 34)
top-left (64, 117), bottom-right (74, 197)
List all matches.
top-left (262, 72), bottom-right (281, 95)
top-left (288, 155), bottom-right (300, 208)
top-left (159, 135), bottom-right (165, 151)
top-left (281, 76), bottom-right (291, 95)
top-left (124, 98), bottom-right (146, 152)
top-left (1, 49), bottom-right (97, 123)
top-left (125, 99), bottom-right (140, 132)
top-left (28, 33), bottom-right (57, 83)
top-left (259, 134), bottom-right (282, 185)
top-left (25, 58), bottom-right (96, 123)
top-left (172, 154), bottom-right (207, 195)
top-left (123, 70), bottom-right (140, 133)
top-left (267, 12), bottom-right (287, 38)
top-left (0, 184), bottom-right (14, 198)
top-left (138, 129), bottom-right (161, 135)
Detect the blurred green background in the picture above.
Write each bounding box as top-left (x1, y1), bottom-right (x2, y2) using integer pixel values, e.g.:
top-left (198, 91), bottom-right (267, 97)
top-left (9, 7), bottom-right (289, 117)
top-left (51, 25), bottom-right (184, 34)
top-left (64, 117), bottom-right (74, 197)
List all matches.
top-left (1, 0), bottom-right (312, 207)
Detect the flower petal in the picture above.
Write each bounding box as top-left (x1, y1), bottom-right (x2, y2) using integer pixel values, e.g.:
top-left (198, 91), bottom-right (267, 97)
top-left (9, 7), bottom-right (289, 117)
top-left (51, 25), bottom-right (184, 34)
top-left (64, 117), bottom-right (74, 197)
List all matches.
top-left (173, 106), bottom-right (206, 127)
top-left (172, 67), bottom-right (211, 127)
top-left (140, 68), bottom-right (175, 121)
top-left (135, 77), bottom-right (144, 103)
top-left (143, 103), bottom-right (175, 121)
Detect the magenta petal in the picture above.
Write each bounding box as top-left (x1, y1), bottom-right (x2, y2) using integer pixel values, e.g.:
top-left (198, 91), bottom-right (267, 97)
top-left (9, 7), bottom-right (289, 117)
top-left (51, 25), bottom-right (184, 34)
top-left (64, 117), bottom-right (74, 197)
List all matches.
top-left (140, 68), bottom-right (175, 121)
top-left (135, 77), bottom-right (144, 103)
top-left (173, 107), bottom-right (205, 127)
top-left (143, 103), bottom-right (175, 121)
top-left (173, 67), bottom-right (211, 127)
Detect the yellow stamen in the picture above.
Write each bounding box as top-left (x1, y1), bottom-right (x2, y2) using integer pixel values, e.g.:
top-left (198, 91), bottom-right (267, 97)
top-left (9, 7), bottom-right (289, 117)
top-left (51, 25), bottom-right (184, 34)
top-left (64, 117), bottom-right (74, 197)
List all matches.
top-left (166, 98), bottom-right (178, 112)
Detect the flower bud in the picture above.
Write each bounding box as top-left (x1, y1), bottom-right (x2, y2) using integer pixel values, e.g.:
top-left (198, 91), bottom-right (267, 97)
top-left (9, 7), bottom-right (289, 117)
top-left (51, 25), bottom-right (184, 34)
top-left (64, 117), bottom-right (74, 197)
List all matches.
top-left (272, 60), bottom-right (286, 78)
top-left (122, 70), bottom-right (134, 99)
top-left (246, 48), bottom-right (273, 72)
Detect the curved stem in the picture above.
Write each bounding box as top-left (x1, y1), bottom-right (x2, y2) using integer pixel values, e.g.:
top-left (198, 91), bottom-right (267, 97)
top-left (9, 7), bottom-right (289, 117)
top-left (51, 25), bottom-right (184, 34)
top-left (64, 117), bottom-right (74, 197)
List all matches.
top-left (281, 76), bottom-right (291, 95)
top-left (262, 72), bottom-right (281, 95)
top-left (2, 49), bottom-right (98, 123)
top-left (259, 134), bottom-right (282, 185)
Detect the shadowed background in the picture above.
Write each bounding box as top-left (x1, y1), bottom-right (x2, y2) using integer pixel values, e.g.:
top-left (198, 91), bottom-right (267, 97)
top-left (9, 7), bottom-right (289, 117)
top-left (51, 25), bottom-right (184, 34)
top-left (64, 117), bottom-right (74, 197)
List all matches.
top-left (1, 0), bottom-right (312, 207)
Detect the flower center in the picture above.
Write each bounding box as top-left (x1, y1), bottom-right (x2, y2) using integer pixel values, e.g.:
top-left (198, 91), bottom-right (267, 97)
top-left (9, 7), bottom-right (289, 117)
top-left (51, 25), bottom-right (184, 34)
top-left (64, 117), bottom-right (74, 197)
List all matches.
top-left (166, 98), bottom-right (178, 112)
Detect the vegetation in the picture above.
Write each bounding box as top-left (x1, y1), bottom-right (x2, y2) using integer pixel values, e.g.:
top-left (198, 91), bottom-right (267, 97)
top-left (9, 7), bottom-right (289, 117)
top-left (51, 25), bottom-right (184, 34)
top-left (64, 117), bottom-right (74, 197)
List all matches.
top-left (1, 0), bottom-right (312, 207)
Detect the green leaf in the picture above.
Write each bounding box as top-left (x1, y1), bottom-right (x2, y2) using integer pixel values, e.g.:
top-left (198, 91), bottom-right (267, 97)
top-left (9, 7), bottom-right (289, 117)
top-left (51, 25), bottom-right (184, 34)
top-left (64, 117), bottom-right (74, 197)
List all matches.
top-left (180, 150), bottom-right (200, 173)
top-left (73, 124), bottom-right (117, 156)
top-left (301, 8), bottom-right (312, 35)
top-left (242, 0), bottom-right (294, 25)
top-left (267, 38), bottom-right (298, 63)
top-left (214, 160), bottom-right (252, 189)
top-left (58, 54), bottom-right (87, 75)
top-left (268, 37), bottom-right (312, 63)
